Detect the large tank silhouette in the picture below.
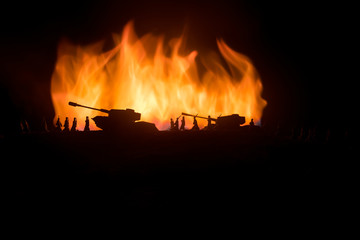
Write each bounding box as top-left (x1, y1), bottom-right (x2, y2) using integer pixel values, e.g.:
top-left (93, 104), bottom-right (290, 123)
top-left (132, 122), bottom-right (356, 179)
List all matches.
top-left (68, 102), bottom-right (158, 133)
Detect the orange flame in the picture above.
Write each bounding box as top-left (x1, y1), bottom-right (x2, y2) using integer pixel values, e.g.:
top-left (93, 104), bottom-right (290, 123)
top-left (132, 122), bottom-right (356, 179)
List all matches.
top-left (51, 21), bottom-right (267, 130)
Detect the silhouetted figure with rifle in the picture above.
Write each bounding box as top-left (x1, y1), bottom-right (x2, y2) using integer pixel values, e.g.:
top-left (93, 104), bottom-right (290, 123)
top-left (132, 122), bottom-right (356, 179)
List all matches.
top-left (174, 117), bottom-right (179, 130)
top-left (63, 117), bottom-right (70, 131)
top-left (55, 116), bottom-right (62, 132)
top-left (84, 116), bottom-right (90, 131)
top-left (71, 117), bottom-right (77, 132)
top-left (250, 118), bottom-right (255, 127)
top-left (192, 116), bottom-right (199, 131)
top-left (207, 115), bottom-right (213, 130)
top-left (180, 116), bottom-right (185, 130)
top-left (170, 118), bottom-right (174, 130)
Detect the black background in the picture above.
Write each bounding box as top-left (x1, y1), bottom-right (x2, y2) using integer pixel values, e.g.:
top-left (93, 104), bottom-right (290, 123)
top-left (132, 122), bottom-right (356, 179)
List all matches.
top-left (0, 0), bottom-right (357, 134)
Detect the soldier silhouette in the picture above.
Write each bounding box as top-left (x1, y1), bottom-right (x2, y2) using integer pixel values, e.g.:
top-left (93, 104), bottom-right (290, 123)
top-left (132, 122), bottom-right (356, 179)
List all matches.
top-left (170, 118), bottom-right (174, 130)
top-left (55, 116), bottom-right (62, 132)
top-left (63, 117), bottom-right (70, 131)
top-left (250, 118), bottom-right (255, 127)
top-left (84, 116), bottom-right (90, 131)
top-left (192, 116), bottom-right (199, 131)
top-left (207, 115), bottom-right (213, 130)
top-left (174, 117), bottom-right (179, 130)
top-left (71, 117), bottom-right (77, 132)
top-left (180, 116), bottom-right (185, 130)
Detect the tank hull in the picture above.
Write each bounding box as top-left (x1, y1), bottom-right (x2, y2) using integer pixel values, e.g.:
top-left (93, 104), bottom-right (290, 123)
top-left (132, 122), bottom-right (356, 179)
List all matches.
top-left (92, 116), bottom-right (158, 133)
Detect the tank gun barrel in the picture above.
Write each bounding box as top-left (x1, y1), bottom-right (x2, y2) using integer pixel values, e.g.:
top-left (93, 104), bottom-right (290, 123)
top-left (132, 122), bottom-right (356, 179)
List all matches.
top-left (68, 101), bottom-right (109, 114)
top-left (181, 112), bottom-right (217, 122)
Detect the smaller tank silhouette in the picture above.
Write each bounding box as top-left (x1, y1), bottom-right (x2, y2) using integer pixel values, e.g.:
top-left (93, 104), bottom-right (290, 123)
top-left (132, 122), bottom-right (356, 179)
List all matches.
top-left (182, 112), bottom-right (246, 130)
top-left (68, 102), bottom-right (157, 133)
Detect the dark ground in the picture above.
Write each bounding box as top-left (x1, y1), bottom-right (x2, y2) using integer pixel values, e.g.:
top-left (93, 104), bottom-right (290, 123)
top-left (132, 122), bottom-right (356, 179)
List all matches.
top-left (3, 128), bottom-right (356, 222)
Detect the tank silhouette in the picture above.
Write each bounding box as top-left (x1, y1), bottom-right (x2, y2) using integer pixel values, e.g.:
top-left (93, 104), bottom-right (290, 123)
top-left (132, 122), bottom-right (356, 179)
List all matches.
top-left (68, 102), bottom-right (158, 133)
top-left (182, 112), bottom-right (246, 130)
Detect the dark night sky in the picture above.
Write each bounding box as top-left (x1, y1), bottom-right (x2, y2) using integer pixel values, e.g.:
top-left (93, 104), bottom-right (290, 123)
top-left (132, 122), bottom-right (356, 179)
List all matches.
top-left (0, 0), bottom-right (357, 134)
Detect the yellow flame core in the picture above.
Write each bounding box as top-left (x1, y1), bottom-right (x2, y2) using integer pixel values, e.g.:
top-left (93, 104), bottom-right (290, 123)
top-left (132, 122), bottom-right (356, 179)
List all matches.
top-left (51, 21), bottom-right (267, 130)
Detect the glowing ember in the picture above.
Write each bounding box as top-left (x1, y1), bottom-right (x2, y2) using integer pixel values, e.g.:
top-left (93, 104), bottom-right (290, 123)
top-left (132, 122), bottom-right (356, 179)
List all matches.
top-left (51, 21), bottom-right (267, 130)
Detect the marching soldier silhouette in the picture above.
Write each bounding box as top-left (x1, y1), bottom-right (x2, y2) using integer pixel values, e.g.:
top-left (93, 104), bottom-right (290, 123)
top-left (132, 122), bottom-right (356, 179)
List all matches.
top-left (63, 117), bottom-right (70, 131)
top-left (192, 116), bottom-right (199, 131)
top-left (180, 116), bottom-right (185, 130)
top-left (174, 117), bottom-right (179, 130)
top-left (55, 116), bottom-right (62, 132)
top-left (84, 116), bottom-right (90, 131)
top-left (207, 115), bottom-right (213, 130)
top-left (250, 118), bottom-right (255, 127)
top-left (170, 118), bottom-right (175, 130)
top-left (71, 117), bottom-right (77, 132)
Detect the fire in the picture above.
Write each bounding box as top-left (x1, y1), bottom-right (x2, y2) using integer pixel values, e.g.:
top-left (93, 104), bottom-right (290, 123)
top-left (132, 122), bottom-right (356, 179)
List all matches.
top-left (51, 21), bottom-right (267, 130)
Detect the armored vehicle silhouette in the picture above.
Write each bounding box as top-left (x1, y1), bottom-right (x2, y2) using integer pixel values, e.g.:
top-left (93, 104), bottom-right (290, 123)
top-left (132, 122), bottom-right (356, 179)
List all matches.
top-left (68, 102), bottom-right (158, 133)
top-left (182, 112), bottom-right (246, 130)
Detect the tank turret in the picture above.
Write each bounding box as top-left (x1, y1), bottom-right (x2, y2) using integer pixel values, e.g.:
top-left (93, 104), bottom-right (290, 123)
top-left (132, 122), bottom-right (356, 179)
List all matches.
top-left (68, 102), bottom-right (157, 132)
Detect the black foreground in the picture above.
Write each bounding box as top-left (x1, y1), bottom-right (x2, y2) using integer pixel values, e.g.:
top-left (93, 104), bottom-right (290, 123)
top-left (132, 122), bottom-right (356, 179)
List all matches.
top-left (3, 129), bottom-right (355, 218)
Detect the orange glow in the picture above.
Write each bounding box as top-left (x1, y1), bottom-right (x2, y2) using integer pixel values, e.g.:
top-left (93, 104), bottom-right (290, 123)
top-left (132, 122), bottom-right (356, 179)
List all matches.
top-left (51, 21), bottom-right (267, 130)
